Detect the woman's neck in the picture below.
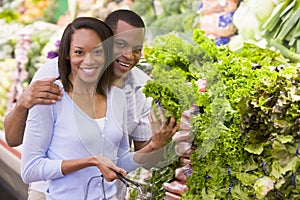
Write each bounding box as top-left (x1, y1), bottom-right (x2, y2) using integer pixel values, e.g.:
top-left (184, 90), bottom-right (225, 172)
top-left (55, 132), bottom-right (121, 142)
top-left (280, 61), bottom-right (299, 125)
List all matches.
top-left (67, 78), bottom-right (106, 119)
top-left (69, 75), bottom-right (98, 96)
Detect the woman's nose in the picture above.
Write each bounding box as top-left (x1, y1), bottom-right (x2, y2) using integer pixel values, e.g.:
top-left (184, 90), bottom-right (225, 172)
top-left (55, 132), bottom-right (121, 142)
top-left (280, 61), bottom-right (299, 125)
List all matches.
top-left (83, 53), bottom-right (96, 65)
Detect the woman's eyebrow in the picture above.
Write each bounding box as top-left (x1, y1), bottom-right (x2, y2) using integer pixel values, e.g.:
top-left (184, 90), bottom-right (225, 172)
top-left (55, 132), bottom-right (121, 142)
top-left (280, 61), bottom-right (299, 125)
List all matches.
top-left (93, 44), bottom-right (103, 49)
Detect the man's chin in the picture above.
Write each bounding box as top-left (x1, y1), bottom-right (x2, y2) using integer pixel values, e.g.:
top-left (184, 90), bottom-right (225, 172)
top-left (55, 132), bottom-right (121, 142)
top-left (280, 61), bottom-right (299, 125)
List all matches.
top-left (114, 70), bottom-right (129, 80)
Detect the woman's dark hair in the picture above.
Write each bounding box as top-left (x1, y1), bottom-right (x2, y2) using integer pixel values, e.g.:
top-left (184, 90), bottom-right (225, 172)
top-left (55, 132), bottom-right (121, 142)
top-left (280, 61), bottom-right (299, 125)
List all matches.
top-left (104, 9), bottom-right (145, 33)
top-left (58, 17), bottom-right (114, 96)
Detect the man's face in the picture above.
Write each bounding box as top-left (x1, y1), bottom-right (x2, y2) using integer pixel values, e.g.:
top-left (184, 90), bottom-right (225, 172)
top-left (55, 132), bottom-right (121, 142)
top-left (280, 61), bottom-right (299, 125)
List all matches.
top-left (113, 20), bottom-right (145, 79)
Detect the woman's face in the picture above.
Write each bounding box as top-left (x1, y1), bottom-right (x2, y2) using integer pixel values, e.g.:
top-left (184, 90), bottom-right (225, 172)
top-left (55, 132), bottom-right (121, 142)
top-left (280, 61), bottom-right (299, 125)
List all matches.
top-left (69, 28), bottom-right (105, 86)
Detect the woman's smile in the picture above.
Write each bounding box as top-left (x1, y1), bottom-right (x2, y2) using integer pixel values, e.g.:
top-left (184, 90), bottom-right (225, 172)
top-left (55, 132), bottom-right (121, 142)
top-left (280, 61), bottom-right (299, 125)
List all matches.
top-left (80, 67), bottom-right (98, 74)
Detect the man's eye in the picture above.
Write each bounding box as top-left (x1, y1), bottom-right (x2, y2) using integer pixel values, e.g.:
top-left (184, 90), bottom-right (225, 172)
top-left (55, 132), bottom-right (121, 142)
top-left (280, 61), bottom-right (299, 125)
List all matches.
top-left (132, 47), bottom-right (142, 54)
top-left (133, 47), bottom-right (142, 52)
top-left (116, 41), bottom-right (126, 48)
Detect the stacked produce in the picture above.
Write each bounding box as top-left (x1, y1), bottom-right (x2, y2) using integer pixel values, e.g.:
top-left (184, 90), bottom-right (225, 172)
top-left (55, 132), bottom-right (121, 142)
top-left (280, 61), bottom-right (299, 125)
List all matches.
top-left (240, 65), bottom-right (300, 199)
top-left (142, 27), bottom-right (300, 199)
top-left (184, 30), bottom-right (288, 199)
top-left (232, 0), bottom-right (300, 63)
top-left (197, 0), bottom-right (240, 45)
top-left (6, 21), bottom-right (58, 114)
top-left (18, 0), bottom-right (50, 23)
top-left (0, 18), bottom-right (23, 129)
top-left (141, 31), bottom-right (212, 199)
top-left (131, 0), bottom-right (199, 34)
top-left (0, 58), bottom-right (16, 130)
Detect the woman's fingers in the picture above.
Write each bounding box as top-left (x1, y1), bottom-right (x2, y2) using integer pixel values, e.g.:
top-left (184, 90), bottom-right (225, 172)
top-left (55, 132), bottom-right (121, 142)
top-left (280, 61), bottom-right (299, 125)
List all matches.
top-left (95, 156), bottom-right (127, 182)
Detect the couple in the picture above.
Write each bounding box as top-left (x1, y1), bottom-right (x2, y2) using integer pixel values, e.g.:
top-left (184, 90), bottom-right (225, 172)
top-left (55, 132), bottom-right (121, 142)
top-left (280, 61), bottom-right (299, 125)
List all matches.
top-left (4, 10), bottom-right (179, 200)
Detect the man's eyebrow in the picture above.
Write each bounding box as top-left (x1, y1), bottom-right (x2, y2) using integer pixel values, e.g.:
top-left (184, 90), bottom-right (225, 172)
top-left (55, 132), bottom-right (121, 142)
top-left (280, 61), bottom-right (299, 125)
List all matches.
top-left (132, 45), bottom-right (143, 50)
top-left (114, 38), bottom-right (127, 43)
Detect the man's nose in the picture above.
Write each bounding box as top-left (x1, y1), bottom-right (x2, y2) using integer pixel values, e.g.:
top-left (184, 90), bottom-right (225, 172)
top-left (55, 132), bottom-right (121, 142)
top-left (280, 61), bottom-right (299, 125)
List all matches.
top-left (121, 47), bottom-right (136, 59)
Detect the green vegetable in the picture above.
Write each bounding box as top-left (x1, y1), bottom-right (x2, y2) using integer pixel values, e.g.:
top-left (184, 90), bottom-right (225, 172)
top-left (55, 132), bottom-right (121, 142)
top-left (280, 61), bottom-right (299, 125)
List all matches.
top-left (232, 0), bottom-right (300, 62)
top-left (262, 0), bottom-right (291, 31)
top-left (142, 28), bottom-right (299, 199)
top-left (269, 39), bottom-right (300, 63)
top-left (142, 80), bottom-right (182, 122)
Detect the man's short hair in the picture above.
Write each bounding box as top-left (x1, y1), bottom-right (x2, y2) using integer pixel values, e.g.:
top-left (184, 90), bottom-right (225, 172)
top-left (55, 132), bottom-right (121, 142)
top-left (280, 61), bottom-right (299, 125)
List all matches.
top-left (104, 9), bottom-right (145, 32)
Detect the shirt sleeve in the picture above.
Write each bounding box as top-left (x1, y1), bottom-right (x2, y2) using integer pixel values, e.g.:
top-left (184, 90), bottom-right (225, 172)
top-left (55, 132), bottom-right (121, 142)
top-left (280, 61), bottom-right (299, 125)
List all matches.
top-left (21, 102), bottom-right (63, 184)
top-left (31, 58), bottom-right (59, 82)
top-left (114, 89), bottom-right (140, 172)
top-left (127, 87), bottom-right (152, 142)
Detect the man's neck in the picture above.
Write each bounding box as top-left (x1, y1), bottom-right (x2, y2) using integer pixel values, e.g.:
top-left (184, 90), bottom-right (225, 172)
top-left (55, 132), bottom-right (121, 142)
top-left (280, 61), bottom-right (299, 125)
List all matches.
top-left (113, 70), bottom-right (132, 88)
top-left (113, 76), bottom-right (126, 88)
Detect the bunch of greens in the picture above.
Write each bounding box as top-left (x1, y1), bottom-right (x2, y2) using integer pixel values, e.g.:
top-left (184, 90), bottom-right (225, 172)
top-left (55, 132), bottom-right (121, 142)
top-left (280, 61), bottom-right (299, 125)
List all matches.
top-left (182, 29), bottom-right (278, 199)
top-left (142, 31), bottom-right (214, 199)
top-left (131, 0), bottom-right (200, 34)
top-left (143, 32), bottom-right (212, 122)
top-left (143, 28), bottom-right (296, 199)
top-left (240, 65), bottom-right (300, 199)
top-left (234, 43), bottom-right (288, 67)
top-left (232, 0), bottom-right (300, 63)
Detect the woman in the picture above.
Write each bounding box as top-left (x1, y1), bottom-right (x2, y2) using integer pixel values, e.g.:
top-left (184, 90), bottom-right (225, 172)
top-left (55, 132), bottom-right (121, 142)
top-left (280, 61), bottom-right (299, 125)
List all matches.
top-left (21, 17), bottom-right (139, 200)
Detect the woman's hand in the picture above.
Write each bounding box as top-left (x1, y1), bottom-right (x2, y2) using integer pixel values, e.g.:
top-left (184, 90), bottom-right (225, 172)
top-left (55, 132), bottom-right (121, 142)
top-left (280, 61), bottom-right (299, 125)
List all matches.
top-left (61, 156), bottom-right (126, 182)
top-left (93, 156), bottom-right (127, 182)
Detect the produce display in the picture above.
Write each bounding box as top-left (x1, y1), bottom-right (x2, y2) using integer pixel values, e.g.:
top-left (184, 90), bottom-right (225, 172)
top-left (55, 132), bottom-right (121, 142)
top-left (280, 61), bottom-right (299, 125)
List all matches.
top-left (0, 19), bottom-right (22, 129)
top-left (18, 0), bottom-right (50, 23)
top-left (5, 21), bottom-right (58, 115)
top-left (1, 0), bottom-right (300, 199)
top-left (232, 0), bottom-right (300, 63)
top-left (198, 0), bottom-right (240, 45)
top-left (131, 0), bottom-right (199, 34)
top-left (143, 28), bottom-right (299, 199)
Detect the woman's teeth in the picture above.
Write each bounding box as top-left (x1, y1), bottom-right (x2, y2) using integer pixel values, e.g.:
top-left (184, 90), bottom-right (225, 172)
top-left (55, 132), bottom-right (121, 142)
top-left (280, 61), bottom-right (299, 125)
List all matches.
top-left (82, 68), bottom-right (96, 73)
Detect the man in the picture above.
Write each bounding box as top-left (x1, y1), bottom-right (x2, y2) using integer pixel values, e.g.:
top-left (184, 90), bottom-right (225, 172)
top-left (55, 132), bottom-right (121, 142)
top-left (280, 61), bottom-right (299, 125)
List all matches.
top-left (4, 9), bottom-right (177, 199)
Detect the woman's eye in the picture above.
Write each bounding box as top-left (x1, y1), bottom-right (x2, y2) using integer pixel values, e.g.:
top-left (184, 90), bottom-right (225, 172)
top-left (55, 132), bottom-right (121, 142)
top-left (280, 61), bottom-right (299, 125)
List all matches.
top-left (74, 50), bottom-right (83, 55)
top-left (93, 48), bottom-right (103, 55)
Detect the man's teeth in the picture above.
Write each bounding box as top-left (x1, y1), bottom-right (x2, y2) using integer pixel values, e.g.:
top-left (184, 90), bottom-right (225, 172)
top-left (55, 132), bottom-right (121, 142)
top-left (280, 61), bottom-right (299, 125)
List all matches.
top-left (119, 61), bottom-right (130, 67)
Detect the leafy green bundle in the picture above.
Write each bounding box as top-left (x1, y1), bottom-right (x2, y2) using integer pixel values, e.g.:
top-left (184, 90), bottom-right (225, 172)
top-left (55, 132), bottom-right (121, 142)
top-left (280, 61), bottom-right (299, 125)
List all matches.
top-left (240, 65), bottom-right (300, 199)
top-left (143, 28), bottom-right (297, 199)
top-left (142, 31), bottom-right (215, 199)
top-left (142, 32), bottom-right (212, 122)
top-left (183, 29), bottom-right (277, 200)
top-left (233, 0), bottom-right (300, 63)
top-left (184, 29), bottom-right (300, 199)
